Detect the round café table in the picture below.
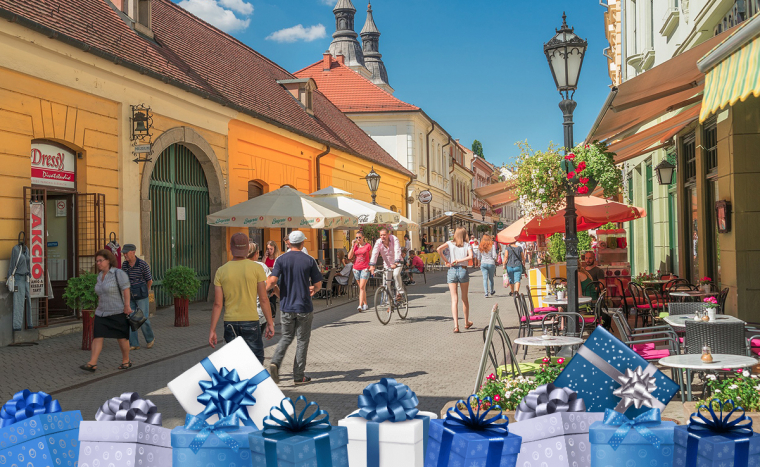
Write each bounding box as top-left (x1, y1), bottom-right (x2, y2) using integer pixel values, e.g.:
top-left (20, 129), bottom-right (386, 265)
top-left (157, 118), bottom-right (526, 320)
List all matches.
top-left (659, 354), bottom-right (757, 401)
top-left (514, 336), bottom-right (584, 358)
top-left (543, 296), bottom-right (593, 306)
top-left (642, 279), bottom-right (670, 292)
top-left (669, 290), bottom-right (719, 302)
top-left (663, 314), bottom-right (744, 328)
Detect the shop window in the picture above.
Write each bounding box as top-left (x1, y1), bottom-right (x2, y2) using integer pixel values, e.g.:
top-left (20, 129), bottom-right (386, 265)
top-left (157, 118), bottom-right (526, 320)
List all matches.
top-left (703, 116), bottom-right (718, 173)
top-left (682, 132), bottom-right (696, 181)
top-left (247, 180), bottom-right (265, 248)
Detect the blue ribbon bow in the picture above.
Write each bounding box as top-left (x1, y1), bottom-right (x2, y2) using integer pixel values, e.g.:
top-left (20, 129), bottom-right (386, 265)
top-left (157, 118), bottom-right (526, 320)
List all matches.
top-left (261, 396), bottom-right (333, 467)
top-left (444, 395), bottom-right (509, 435)
top-left (0, 389), bottom-right (62, 428)
top-left (602, 408), bottom-right (663, 450)
top-left (183, 413), bottom-right (242, 454)
top-left (686, 399), bottom-right (754, 467)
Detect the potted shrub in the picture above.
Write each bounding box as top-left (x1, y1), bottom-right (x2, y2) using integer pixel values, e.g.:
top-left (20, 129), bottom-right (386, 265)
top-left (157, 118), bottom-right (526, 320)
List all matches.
top-left (703, 296), bottom-right (720, 320)
top-left (62, 273), bottom-right (99, 350)
top-left (698, 276), bottom-right (713, 293)
top-left (684, 370), bottom-right (760, 428)
top-left (555, 284), bottom-right (567, 300)
top-left (163, 265), bottom-right (201, 327)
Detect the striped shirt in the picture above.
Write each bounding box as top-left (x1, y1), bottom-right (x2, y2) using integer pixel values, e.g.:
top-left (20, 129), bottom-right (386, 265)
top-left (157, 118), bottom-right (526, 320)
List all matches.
top-left (122, 258), bottom-right (152, 285)
top-left (94, 268), bottom-right (130, 317)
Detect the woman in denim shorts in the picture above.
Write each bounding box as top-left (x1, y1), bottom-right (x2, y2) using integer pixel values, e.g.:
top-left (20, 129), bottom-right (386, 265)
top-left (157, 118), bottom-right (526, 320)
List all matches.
top-left (348, 231), bottom-right (372, 311)
top-left (437, 227), bottom-right (474, 333)
top-left (504, 241), bottom-right (525, 296)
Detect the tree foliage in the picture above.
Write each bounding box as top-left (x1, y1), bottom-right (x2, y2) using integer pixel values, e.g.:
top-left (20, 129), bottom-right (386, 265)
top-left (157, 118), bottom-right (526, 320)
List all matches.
top-left (547, 231), bottom-right (592, 263)
top-left (472, 140), bottom-right (484, 158)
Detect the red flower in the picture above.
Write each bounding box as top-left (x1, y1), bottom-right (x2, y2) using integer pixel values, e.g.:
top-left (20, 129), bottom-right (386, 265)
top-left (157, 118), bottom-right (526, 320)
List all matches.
top-left (565, 153), bottom-right (576, 160)
top-left (580, 177), bottom-right (589, 184)
top-left (567, 172), bottom-right (575, 180)
top-left (578, 186), bottom-right (589, 194)
top-left (557, 358), bottom-right (565, 364)
top-left (542, 357), bottom-right (550, 363)
top-left (494, 394), bottom-right (501, 402)
top-left (585, 144), bottom-right (589, 149)
top-left (486, 373), bottom-right (495, 380)
top-left (577, 161), bottom-right (587, 172)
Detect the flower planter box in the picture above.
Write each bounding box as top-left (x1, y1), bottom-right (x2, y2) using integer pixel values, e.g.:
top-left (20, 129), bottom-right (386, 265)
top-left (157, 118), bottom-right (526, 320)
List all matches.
top-left (683, 401), bottom-right (760, 432)
top-left (174, 297), bottom-right (189, 327)
top-left (81, 311), bottom-right (94, 350)
top-left (440, 400), bottom-right (517, 423)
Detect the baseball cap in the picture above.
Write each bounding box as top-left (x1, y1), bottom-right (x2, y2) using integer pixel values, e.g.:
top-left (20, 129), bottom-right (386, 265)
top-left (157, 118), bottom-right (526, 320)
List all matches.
top-left (288, 231), bottom-right (307, 244)
top-left (230, 233), bottom-right (249, 257)
top-left (122, 244), bottom-right (136, 253)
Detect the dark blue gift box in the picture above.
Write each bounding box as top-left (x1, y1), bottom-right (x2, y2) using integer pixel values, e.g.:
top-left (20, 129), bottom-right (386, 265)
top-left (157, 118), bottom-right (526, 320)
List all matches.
top-left (673, 424), bottom-right (760, 467)
top-left (424, 418), bottom-right (521, 467)
top-left (248, 425), bottom-right (349, 467)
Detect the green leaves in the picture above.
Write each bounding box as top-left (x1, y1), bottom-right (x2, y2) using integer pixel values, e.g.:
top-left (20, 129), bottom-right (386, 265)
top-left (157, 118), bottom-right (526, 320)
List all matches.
top-left (698, 372), bottom-right (760, 412)
top-left (63, 273), bottom-right (99, 317)
top-left (472, 139), bottom-right (484, 158)
top-left (163, 265), bottom-right (201, 300)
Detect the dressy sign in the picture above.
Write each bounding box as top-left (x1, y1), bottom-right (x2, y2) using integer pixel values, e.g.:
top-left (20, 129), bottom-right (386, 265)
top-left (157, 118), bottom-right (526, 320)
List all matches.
top-left (31, 142), bottom-right (76, 189)
top-left (418, 190), bottom-right (432, 204)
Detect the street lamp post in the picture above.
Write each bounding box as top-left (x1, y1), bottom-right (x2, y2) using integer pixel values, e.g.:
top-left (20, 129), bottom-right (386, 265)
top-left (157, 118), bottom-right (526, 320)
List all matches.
top-left (364, 167), bottom-right (381, 205)
top-left (480, 204), bottom-right (487, 221)
top-left (544, 12), bottom-right (588, 319)
top-left (654, 159), bottom-right (676, 185)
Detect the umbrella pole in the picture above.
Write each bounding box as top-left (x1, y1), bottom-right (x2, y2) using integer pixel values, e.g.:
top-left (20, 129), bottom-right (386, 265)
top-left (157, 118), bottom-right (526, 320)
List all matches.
top-left (331, 229), bottom-right (335, 267)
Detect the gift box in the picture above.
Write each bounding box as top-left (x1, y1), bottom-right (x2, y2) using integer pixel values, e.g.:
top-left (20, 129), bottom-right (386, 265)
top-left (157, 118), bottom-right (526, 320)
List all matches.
top-left (168, 336), bottom-right (285, 429)
top-left (424, 397), bottom-right (521, 467)
top-left (672, 401), bottom-right (760, 467)
top-left (78, 392), bottom-right (171, 467)
top-left (590, 409), bottom-right (675, 467)
top-left (172, 418), bottom-right (257, 467)
top-left (249, 396), bottom-right (349, 467)
top-left (338, 378), bottom-right (437, 467)
top-left (0, 390), bottom-right (81, 467)
top-left (553, 326), bottom-right (679, 418)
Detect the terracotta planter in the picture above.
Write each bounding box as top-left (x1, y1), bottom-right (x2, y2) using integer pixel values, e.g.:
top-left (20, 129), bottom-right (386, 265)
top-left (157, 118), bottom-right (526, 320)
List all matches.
top-left (174, 297), bottom-right (190, 327)
top-left (683, 402), bottom-right (760, 432)
top-left (81, 311), bottom-right (94, 350)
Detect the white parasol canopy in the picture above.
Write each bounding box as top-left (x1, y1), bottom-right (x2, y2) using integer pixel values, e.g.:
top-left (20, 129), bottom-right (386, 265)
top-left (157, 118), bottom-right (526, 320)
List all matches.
top-left (207, 186), bottom-right (358, 229)
top-left (391, 214), bottom-right (419, 232)
top-left (309, 186), bottom-right (400, 225)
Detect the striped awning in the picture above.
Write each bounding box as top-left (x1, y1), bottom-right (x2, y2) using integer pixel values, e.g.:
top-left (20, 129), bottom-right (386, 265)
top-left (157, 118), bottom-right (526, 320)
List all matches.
top-left (700, 33), bottom-right (760, 122)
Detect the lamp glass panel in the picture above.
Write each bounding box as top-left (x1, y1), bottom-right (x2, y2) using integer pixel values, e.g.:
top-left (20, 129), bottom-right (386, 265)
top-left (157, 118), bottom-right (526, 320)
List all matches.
top-left (549, 49), bottom-right (567, 88)
top-left (565, 48), bottom-right (584, 88)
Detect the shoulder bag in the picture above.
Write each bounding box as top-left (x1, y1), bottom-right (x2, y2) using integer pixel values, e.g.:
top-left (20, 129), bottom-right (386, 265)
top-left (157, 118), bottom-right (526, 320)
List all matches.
top-left (6, 248), bottom-right (22, 292)
top-left (115, 271), bottom-right (147, 332)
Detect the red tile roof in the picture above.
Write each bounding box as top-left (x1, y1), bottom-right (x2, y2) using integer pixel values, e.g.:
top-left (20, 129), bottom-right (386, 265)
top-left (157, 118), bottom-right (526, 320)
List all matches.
top-left (295, 57), bottom-right (420, 113)
top-left (0, 0), bottom-right (411, 177)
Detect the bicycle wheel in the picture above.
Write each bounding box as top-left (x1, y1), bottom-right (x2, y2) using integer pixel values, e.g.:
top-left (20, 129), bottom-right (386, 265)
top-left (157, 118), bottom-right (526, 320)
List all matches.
top-left (396, 292), bottom-right (409, 319)
top-left (374, 286), bottom-right (392, 325)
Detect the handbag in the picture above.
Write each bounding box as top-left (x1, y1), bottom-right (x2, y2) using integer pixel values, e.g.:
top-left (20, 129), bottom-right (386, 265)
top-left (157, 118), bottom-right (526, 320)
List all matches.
top-left (115, 272), bottom-right (147, 331)
top-left (6, 249), bottom-right (21, 292)
top-left (503, 272), bottom-right (510, 288)
top-left (130, 282), bottom-right (149, 300)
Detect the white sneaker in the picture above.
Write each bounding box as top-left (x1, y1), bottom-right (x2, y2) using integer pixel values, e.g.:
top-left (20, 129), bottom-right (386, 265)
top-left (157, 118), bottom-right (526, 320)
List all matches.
top-left (362, 304), bottom-right (368, 311)
top-left (357, 305), bottom-right (363, 311)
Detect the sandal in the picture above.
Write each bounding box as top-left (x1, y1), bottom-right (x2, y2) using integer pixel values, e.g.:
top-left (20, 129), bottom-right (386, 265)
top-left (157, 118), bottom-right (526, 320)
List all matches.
top-left (453, 327), bottom-right (460, 333)
top-left (80, 363), bottom-right (97, 372)
top-left (465, 321), bottom-right (474, 330)
top-left (118, 361), bottom-right (133, 370)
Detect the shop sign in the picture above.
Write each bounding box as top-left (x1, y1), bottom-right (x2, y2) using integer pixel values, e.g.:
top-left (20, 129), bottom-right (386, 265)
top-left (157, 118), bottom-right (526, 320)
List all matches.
top-left (55, 200), bottom-right (67, 217)
top-left (31, 142), bottom-right (76, 189)
top-left (496, 222), bottom-right (505, 230)
top-left (418, 190), bottom-right (432, 205)
top-left (134, 144), bottom-right (152, 154)
top-left (29, 201), bottom-right (46, 298)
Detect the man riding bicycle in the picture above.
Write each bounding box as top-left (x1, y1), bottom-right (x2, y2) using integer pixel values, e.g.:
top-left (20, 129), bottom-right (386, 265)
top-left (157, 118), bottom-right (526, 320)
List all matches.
top-left (368, 227), bottom-right (406, 301)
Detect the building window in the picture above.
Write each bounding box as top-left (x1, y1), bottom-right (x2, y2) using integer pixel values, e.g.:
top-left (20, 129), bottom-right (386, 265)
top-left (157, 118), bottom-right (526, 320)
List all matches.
top-left (683, 132), bottom-right (696, 181)
top-left (247, 180), bottom-right (265, 248)
top-left (703, 116), bottom-right (718, 173)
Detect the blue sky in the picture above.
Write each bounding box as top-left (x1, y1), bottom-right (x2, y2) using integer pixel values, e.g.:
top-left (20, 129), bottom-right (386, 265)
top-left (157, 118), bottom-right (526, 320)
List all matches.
top-left (172, 0), bottom-right (613, 168)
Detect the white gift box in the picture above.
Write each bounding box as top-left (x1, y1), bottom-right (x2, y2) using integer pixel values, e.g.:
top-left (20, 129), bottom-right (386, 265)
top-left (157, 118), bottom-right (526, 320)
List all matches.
top-left (338, 409), bottom-right (437, 467)
top-left (78, 421), bottom-right (172, 467)
top-left (167, 336), bottom-right (286, 429)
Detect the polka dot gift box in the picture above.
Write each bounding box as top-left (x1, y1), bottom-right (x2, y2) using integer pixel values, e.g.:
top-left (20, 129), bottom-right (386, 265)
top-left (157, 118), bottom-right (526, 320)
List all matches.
top-left (0, 390), bottom-right (81, 467)
top-left (172, 417), bottom-right (258, 467)
top-left (589, 408), bottom-right (676, 467)
top-left (77, 392), bottom-right (171, 467)
top-left (553, 326), bottom-right (680, 419)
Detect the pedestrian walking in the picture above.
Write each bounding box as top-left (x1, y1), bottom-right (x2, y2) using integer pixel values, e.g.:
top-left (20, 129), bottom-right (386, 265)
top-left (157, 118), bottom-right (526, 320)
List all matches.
top-left (247, 241), bottom-right (279, 334)
top-left (504, 240), bottom-right (526, 296)
top-left (469, 233), bottom-right (480, 268)
top-left (437, 227), bottom-right (473, 333)
top-left (209, 233), bottom-right (274, 364)
top-left (121, 244), bottom-right (156, 351)
top-left (403, 234), bottom-right (411, 251)
top-left (267, 231), bottom-right (323, 385)
top-left (479, 234), bottom-right (498, 298)
top-left (283, 233), bottom-right (309, 256)
top-left (80, 249), bottom-right (132, 372)
top-left (264, 241), bottom-right (278, 268)
top-left (348, 230), bottom-right (371, 311)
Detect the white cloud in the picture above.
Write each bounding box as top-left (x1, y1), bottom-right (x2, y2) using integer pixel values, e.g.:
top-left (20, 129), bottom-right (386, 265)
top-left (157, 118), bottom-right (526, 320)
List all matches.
top-left (266, 24), bottom-right (327, 43)
top-left (177, 0), bottom-right (252, 33)
top-left (320, 0), bottom-right (336, 5)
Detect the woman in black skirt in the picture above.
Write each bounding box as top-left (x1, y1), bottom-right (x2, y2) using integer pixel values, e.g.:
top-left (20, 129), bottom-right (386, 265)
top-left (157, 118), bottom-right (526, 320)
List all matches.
top-left (80, 249), bottom-right (132, 372)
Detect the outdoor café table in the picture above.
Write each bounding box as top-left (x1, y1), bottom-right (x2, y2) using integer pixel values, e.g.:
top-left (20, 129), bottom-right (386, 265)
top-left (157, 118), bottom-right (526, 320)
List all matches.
top-left (663, 314), bottom-right (745, 329)
top-left (542, 296), bottom-right (593, 356)
top-left (514, 336), bottom-right (584, 358)
top-left (669, 290), bottom-right (719, 301)
top-left (642, 279), bottom-right (670, 291)
top-left (659, 354), bottom-right (758, 401)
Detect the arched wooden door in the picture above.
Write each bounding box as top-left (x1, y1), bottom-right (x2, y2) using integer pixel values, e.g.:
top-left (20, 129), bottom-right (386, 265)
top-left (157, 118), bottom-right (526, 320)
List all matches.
top-left (149, 144), bottom-right (210, 306)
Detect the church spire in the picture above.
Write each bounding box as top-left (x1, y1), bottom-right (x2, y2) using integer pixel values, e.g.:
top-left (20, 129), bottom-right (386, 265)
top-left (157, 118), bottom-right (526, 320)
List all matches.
top-left (328, 0), bottom-right (367, 73)
top-left (360, 2), bottom-right (393, 93)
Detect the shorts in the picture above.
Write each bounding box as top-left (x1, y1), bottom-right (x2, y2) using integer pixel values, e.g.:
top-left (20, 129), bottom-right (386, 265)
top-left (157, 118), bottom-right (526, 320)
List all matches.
top-left (353, 269), bottom-right (371, 281)
top-left (506, 266), bottom-right (522, 284)
top-left (447, 266), bottom-right (469, 284)
top-left (410, 268), bottom-right (422, 274)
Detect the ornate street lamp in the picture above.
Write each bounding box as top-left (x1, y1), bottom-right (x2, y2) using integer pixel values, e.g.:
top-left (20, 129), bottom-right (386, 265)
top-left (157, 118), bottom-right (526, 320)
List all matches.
top-left (364, 167), bottom-right (381, 205)
top-left (544, 12), bottom-right (587, 318)
top-left (654, 159), bottom-right (676, 185)
top-left (480, 204), bottom-right (487, 221)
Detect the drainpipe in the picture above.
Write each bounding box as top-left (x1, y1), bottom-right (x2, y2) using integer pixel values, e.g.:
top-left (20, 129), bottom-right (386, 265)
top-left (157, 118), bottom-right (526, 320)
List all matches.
top-left (315, 145), bottom-right (331, 190)
top-left (404, 175), bottom-right (417, 219)
top-left (425, 122), bottom-right (435, 239)
top-left (442, 136), bottom-right (452, 204)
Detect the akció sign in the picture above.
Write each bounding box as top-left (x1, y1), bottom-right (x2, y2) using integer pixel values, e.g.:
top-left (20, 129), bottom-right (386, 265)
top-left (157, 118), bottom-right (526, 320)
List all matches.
top-left (29, 201), bottom-right (46, 298)
top-left (31, 141), bottom-right (76, 189)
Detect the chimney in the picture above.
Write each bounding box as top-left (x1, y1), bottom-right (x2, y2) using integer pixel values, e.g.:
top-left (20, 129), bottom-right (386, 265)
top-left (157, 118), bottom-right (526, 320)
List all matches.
top-left (323, 51), bottom-right (332, 71)
top-left (336, 55), bottom-right (345, 65)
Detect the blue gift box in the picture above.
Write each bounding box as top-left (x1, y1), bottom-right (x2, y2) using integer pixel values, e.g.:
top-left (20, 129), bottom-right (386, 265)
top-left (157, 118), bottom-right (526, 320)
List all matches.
top-left (553, 326), bottom-right (679, 418)
top-left (0, 411), bottom-right (82, 467)
top-left (248, 425), bottom-right (349, 467)
top-left (424, 418), bottom-right (522, 467)
top-left (590, 420), bottom-right (676, 467)
top-left (172, 424), bottom-right (257, 467)
top-left (673, 424), bottom-right (760, 467)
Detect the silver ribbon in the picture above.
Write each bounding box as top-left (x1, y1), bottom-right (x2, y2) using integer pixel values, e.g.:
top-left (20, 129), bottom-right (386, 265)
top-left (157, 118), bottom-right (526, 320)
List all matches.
top-left (514, 383), bottom-right (586, 421)
top-left (94, 392), bottom-right (162, 426)
top-left (576, 345), bottom-right (665, 414)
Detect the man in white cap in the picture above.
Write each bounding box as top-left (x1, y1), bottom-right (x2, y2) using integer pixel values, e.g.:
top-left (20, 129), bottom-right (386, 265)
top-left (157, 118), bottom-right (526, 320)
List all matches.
top-left (267, 230), bottom-right (323, 385)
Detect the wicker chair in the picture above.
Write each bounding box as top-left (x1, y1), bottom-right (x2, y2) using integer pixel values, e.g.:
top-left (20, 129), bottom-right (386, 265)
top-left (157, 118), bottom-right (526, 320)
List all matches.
top-left (684, 320), bottom-right (747, 356)
top-left (667, 302), bottom-right (708, 316)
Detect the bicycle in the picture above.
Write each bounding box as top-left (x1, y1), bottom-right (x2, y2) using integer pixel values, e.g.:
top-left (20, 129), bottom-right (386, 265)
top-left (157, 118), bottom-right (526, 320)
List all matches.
top-left (373, 268), bottom-right (408, 325)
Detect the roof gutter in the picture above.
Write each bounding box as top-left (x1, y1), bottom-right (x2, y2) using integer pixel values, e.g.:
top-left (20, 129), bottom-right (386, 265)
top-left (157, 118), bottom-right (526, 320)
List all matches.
top-left (0, 8), bottom-right (413, 178)
top-left (315, 145), bottom-right (330, 190)
top-left (698, 15), bottom-right (760, 72)
top-left (585, 87), bottom-right (618, 143)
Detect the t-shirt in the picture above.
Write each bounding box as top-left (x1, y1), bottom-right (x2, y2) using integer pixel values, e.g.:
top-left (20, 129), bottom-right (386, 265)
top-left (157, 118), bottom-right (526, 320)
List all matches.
top-left (213, 260), bottom-right (267, 322)
top-left (264, 257), bottom-right (275, 268)
top-left (271, 250), bottom-right (323, 314)
top-left (121, 257), bottom-right (152, 286)
top-left (585, 266), bottom-right (605, 283)
top-left (506, 245), bottom-right (524, 268)
top-left (352, 243), bottom-right (371, 270)
top-left (446, 241), bottom-right (471, 264)
top-left (411, 256), bottom-right (424, 271)
top-left (479, 245), bottom-right (498, 265)
top-left (470, 240), bottom-right (479, 253)
top-left (335, 262), bottom-right (353, 285)
top-left (254, 261), bottom-right (271, 321)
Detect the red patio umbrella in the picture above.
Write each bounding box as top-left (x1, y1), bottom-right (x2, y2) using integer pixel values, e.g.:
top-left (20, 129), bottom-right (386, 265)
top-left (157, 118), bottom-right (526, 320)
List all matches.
top-left (496, 197), bottom-right (646, 243)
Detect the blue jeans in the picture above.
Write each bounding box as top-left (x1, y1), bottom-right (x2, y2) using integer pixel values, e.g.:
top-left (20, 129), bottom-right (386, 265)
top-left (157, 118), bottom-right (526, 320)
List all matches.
top-left (12, 274), bottom-right (32, 330)
top-left (271, 312), bottom-right (314, 381)
top-left (481, 263), bottom-right (496, 294)
top-left (129, 297), bottom-right (154, 347)
top-left (507, 266), bottom-right (522, 284)
top-left (224, 320), bottom-right (265, 364)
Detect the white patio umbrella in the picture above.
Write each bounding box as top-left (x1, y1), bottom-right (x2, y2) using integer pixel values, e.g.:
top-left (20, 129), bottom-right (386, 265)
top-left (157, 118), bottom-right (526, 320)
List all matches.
top-left (206, 186), bottom-right (358, 229)
top-left (392, 214), bottom-right (419, 232)
top-left (309, 187), bottom-right (400, 224)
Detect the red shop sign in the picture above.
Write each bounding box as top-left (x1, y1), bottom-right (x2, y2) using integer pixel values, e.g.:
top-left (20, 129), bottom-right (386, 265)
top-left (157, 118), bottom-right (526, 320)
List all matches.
top-left (29, 201), bottom-right (46, 298)
top-left (31, 142), bottom-right (76, 189)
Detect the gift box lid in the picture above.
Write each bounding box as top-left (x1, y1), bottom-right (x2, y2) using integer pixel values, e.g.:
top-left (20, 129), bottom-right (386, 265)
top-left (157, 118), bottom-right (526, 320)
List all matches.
top-left (590, 420), bottom-right (676, 446)
top-left (428, 419), bottom-right (521, 457)
top-left (171, 424), bottom-right (257, 450)
top-left (338, 410), bottom-right (436, 444)
top-left (553, 326), bottom-right (680, 418)
top-left (78, 420), bottom-right (171, 447)
top-left (510, 412), bottom-right (604, 443)
top-left (673, 425), bottom-right (760, 459)
top-left (249, 425), bottom-right (348, 464)
top-left (0, 411), bottom-right (82, 450)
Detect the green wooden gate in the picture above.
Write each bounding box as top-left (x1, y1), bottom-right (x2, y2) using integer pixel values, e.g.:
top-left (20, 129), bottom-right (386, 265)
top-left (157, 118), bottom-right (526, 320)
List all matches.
top-left (149, 144), bottom-right (210, 306)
